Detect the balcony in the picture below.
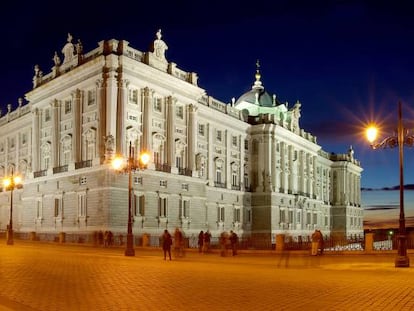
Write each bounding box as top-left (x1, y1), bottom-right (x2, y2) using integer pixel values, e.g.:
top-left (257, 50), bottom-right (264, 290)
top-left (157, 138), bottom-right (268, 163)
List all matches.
top-left (75, 160), bottom-right (92, 169)
top-left (53, 165), bottom-right (68, 174)
top-left (155, 163), bottom-right (171, 173)
top-left (33, 170), bottom-right (47, 178)
top-left (214, 181), bottom-right (226, 188)
top-left (231, 184), bottom-right (241, 191)
top-left (178, 167), bottom-right (192, 176)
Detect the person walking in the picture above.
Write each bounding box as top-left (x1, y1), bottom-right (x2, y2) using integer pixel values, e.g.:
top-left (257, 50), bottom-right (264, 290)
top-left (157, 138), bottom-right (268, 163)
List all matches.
top-left (203, 230), bottom-right (211, 253)
top-left (219, 231), bottom-right (229, 257)
top-left (198, 230), bottom-right (204, 253)
top-left (174, 227), bottom-right (185, 258)
top-left (161, 229), bottom-right (172, 260)
top-left (229, 230), bottom-right (239, 256)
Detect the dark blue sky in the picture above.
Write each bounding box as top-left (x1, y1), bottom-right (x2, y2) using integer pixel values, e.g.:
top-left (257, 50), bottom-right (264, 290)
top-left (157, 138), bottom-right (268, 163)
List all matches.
top-left (2, 1), bottom-right (414, 188)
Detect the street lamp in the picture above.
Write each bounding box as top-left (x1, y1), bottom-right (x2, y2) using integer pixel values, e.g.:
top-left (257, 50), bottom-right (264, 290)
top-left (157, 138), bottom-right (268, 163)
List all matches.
top-left (2, 168), bottom-right (22, 245)
top-left (366, 101), bottom-right (413, 267)
top-left (112, 141), bottom-right (150, 256)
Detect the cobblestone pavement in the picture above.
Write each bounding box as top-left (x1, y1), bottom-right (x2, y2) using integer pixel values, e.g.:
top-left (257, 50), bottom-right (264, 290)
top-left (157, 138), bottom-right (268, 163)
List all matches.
top-left (0, 241), bottom-right (414, 311)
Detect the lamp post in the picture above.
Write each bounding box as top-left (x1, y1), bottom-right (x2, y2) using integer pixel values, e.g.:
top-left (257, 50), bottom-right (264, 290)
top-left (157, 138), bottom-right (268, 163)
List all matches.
top-left (112, 142), bottom-right (150, 256)
top-left (366, 101), bottom-right (412, 267)
top-left (2, 168), bottom-right (22, 245)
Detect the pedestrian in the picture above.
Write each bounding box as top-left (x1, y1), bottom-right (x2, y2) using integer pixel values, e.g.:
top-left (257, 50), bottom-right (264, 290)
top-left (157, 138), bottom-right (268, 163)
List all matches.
top-left (220, 231), bottom-right (229, 257)
top-left (198, 230), bottom-right (204, 253)
top-left (203, 230), bottom-right (211, 253)
top-left (174, 227), bottom-right (185, 258)
top-left (161, 229), bottom-right (172, 260)
top-left (108, 231), bottom-right (113, 247)
top-left (104, 231), bottom-right (109, 247)
top-left (316, 230), bottom-right (324, 255)
top-left (229, 230), bottom-right (239, 256)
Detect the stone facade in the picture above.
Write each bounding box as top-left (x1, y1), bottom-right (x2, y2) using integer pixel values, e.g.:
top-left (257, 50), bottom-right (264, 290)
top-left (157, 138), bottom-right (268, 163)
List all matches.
top-left (0, 31), bottom-right (363, 246)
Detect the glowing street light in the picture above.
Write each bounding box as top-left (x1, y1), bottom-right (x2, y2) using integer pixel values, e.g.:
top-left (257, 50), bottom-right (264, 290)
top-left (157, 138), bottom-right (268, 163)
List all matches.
top-left (112, 142), bottom-right (150, 256)
top-left (366, 102), bottom-right (414, 267)
top-left (2, 168), bottom-right (23, 245)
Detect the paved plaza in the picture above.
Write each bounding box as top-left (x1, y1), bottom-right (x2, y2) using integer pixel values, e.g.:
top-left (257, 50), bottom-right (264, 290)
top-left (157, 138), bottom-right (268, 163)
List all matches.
top-left (0, 241), bottom-right (414, 311)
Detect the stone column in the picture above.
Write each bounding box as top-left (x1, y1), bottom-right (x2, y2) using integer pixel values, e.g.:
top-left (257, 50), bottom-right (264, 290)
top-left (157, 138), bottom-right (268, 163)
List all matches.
top-left (166, 96), bottom-right (175, 168)
top-left (106, 68), bottom-right (118, 148)
top-left (207, 124), bottom-right (214, 186)
top-left (96, 79), bottom-right (105, 162)
top-left (188, 104), bottom-right (197, 172)
top-left (116, 79), bottom-right (128, 155)
top-left (51, 100), bottom-right (60, 167)
top-left (73, 89), bottom-right (82, 163)
top-left (32, 108), bottom-right (40, 172)
top-left (142, 87), bottom-right (152, 151)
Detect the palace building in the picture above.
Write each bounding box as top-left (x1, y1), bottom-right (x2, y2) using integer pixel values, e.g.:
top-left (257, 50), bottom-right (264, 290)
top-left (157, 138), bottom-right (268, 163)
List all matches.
top-left (0, 30), bottom-right (363, 246)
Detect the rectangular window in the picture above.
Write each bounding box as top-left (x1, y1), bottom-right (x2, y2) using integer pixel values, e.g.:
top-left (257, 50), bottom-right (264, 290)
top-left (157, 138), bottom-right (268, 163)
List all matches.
top-left (88, 90), bottom-right (96, 106)
top-left (179, 200), bottom-right (190, 219)
top-left (198, 124), bottom-right (205, 136)
top-left (128, 89), bottom-right (138, 105)
top-left (65, 100), bottom-right (72, 114)
top-left (217, 206), bottom-right (225, 222)
top-left (21, 133), bottom-right (27, 145)
top-left (313, 213), bottom-right (317, 225)
top-left (78, 193), bottom-right (87, 217)
top-left (232, 136), bottom-right (238, 147)
top-left (154, 97), bottom-right (162, 112)
top-left (133, 195), bottom-right (145, 216)
top-left (176, 106), bottom-right (183, 118)
top-left (288, 210), bottom-right (293, 224)
top-left (244, 139), bottom-right (249, 150)
top-left (280, 209), bottom-right (285, 223)
top-left (158, 197), bottom-right (167, 217)
top-left (216, 130), bottom-right (222, 142)
top-left (216, 170), bottom-right (222, 183)
top-left (45, 109), bottom-right (51, 122)
top-left (36, 200), bottom-right (42, 219)
top-left (233, 208), bottom-right (240, 223)
top-left (54, 198), bottom-right (62, 218)
top-left (232, 173), bottom-right (238, 186)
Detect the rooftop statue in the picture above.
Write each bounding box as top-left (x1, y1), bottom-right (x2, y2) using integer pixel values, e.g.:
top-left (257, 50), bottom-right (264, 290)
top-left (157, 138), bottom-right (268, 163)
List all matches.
top-left (62, 33), bottom-right (75, 64)
top-left (153, 29), bottom-right (168, 61)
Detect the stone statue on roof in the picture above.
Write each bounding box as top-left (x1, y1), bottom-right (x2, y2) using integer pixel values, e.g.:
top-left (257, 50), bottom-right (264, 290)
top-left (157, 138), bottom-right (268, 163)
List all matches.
top-left (153, 29), bottom-right (168, 61)
top-left (62, 33), bottom-right (75, 64)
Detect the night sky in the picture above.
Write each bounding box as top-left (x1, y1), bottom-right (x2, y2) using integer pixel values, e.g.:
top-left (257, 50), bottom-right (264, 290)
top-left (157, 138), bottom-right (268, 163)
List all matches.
top-left (2, 1), bottom-right (414, 190)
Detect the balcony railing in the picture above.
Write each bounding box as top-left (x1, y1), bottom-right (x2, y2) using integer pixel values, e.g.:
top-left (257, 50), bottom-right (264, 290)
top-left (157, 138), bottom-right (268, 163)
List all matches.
top-left (214, 181), bottom-right (226, 188)
top-left (155, 163), bottom-right (171, 173)
top-left (178, 167), bottom-right (192, 176)
top-left (34, 170), bottom-right (48, 178)
top-left (53, 165), bottom-right (68, 174)
top-left (231, 184), bottom-right (241, 191)
top-left (75, 160), bottom-right (92, 169)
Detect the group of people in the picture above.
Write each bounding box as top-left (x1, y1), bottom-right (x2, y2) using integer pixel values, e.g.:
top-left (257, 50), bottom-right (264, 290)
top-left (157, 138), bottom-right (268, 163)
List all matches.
top-left (161, 228), bottom-right (186, 260)
top-left (161, 229), bottom-right (240, 260)
top-left (96, 230), bottom-right (114, 247)
top-left (197, 230), bottom-right (212, 253)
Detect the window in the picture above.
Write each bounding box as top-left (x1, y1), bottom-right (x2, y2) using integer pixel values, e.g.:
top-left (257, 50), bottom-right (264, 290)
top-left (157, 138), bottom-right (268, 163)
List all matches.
top-left (45, 109), bottom-right (51, 122)
top-left (313, 213), bottom-right (317, 225)
top-left (216, 169), bottom-right (222, 183)
top-left (198, 124), bottom-right (205, 136)
top-left (280, 209), bottom-right (285, 223)
top-left (160, 180), bottom-right (167, 187)
top-left (133, 195), bottom-right (145, 216)
top-left (154, 97), bottom-right (162, 112)
top-left (36, 200), bottom-right (43, 219)
top-left (176, 156), bottom-right (182, 169)
top-left (78, 193), bottom-right (87, 217)
top-left (21, 133), bottom-right (27, 145)
top-left (244, 139), bottom-right (249, 150)
top-left (232, 136), bottom-right (238, 147)
top-left (158, 197), bottom-right (167, 217)
top-left (176, 106), bottom-right (183, 118)
top-left (232, 172), bottom-right (238, 186)
top-left (128, 89), bottom-right (138, 105)
top-left (288, 210), bottom-right (293, 224)
top-left (54, 198), bottom-right (62, 218)
top-left (233, 207), bottom-right (240, 223)
top-left (216, 130), bottom-right (222, 142)
top-left (217, 205), bottom-right (225, 222)
top-left (80, 176), bottom-right (87, 185)
top-left (246, 208), bottom-right (251, 223)
top-left (10, 138), bottom-right (15, 149)
top-left (179, 199), bottom-right (190, 219)
top-left (88, 90), bottom-right (96, 106)
top-left (65, 100), bottom-right (72, 114)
